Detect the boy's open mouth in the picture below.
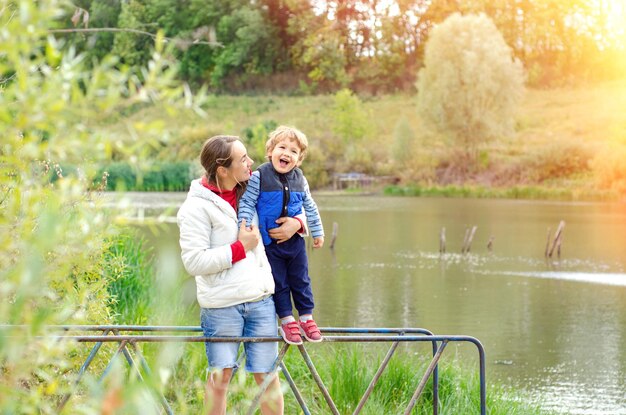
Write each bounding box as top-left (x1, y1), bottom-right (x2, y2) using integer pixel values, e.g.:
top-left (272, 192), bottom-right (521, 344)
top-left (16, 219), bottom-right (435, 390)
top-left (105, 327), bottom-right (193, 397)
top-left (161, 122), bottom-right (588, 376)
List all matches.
top-left (279, 158), bottom-right (290, 168)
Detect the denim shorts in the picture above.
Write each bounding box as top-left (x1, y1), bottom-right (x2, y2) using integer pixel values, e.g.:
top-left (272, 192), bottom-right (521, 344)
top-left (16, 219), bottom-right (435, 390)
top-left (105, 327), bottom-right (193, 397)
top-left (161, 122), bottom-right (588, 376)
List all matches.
top-left (200, 296), bottom-right (278, 373)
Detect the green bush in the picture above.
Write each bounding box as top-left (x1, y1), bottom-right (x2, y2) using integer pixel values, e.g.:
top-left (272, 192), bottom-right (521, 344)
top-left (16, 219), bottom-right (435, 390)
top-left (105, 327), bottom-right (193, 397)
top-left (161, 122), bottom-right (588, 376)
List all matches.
top-left (162, 162), bottom-right (195, 191)
top-left (103, 162), bottom-right (137, 191)
top-left (142, 169), bottom-right (166, 191)
top-left (99, 161), bottom-right (194, 191)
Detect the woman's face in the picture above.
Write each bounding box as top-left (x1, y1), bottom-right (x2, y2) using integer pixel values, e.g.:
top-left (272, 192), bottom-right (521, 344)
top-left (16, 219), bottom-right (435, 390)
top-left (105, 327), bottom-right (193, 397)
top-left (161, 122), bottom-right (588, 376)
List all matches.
top-left (222, 140), bottom-right (253, 188)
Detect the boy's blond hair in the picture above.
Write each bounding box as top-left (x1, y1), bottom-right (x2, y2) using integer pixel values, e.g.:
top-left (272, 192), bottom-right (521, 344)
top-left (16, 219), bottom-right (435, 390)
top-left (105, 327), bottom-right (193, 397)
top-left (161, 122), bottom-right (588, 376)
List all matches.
top-left (266, 126), bottom-right (308, 163)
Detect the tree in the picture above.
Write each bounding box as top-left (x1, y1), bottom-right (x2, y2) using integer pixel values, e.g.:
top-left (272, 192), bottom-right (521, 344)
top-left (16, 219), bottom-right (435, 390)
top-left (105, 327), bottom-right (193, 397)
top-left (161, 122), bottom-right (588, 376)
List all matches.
top-left (111, 0), bottom-right (152, 67)
top-left (392, 117), bottom-right (437, 183)
top-left (330, 89), bottom-right (377, 172)
top-left (0, 0), bottom-right (205, 411)
top-left (416, 12), bottom-right (524, 168)
top-left (210, 5), bottom-right (282, 87)
top-left (392, 117), bottom-right (416, 166)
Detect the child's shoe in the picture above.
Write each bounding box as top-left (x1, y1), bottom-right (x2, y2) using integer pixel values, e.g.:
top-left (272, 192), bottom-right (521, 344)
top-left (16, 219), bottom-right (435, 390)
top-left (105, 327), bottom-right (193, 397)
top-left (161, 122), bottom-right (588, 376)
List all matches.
top-left (299, 319), bottom-right (323, 342)
top-left (279, 321), bottom-right (303, 345)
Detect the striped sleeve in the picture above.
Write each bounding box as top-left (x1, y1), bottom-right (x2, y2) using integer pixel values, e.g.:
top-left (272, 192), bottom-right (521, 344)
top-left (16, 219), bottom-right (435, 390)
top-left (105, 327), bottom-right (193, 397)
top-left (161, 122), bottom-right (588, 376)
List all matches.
top-left (301, 176), bottom-right (324, 238)
top-left (238, 170), bottom-right (260, 227)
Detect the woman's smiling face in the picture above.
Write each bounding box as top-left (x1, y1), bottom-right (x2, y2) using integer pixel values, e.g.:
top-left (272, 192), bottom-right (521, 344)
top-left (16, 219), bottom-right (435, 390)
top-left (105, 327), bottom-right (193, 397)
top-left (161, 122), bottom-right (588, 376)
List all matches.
top-left (221, 140), bottom-right (253, 189)
top-left (267, 138), bottom-right (302, 174)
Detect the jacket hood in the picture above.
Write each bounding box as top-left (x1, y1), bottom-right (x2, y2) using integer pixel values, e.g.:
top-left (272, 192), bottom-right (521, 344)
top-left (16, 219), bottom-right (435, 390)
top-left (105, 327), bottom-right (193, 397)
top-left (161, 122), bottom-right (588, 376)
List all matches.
top-left (187, 179), bottom-right (237, 221)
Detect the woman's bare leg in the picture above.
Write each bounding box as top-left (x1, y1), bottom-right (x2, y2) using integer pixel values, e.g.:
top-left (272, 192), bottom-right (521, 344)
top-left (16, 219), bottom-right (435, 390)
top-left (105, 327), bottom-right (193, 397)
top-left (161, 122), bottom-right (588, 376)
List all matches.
top-left (205, 368), bottom-right (233, 415)
top-left (253, 372), bottom-right (284, 415)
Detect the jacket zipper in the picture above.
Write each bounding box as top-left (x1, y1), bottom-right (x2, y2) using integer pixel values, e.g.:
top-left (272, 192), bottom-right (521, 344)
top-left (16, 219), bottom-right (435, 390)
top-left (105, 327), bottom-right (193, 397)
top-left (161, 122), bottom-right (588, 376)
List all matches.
top-left (279, 174), bottom-right (290, 217)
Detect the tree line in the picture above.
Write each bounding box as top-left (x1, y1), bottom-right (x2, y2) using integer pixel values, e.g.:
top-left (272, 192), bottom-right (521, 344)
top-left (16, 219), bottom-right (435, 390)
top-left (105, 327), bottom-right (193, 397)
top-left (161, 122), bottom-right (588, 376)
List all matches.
top-left (60, 0), bottom-right (624, 94)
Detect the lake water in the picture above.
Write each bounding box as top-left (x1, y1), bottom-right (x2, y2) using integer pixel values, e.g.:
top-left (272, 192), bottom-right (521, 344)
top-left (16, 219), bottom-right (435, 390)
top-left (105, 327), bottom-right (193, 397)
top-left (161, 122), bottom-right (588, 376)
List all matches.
top-left (114, 193), bottom-right (626, 414)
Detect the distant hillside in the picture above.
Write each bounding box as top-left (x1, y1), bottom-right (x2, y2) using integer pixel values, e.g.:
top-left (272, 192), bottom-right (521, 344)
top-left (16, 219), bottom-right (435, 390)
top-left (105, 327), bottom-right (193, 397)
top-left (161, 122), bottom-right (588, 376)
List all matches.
top-left (114, 80), bottom-right (626, 200)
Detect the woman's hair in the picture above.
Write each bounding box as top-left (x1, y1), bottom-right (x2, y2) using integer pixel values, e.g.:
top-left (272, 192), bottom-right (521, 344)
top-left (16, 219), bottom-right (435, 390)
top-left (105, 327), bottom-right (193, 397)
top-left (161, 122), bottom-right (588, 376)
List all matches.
top-left (200, 135), bottom-right (247, 202)
top-left (265, 125), bottom-right (308, 162)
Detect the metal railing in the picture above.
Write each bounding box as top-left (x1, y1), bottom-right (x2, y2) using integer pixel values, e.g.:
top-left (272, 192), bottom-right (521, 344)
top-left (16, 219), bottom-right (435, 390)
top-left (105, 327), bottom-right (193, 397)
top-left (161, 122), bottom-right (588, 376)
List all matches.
top-left (16, 325), bottom-right (485, 414)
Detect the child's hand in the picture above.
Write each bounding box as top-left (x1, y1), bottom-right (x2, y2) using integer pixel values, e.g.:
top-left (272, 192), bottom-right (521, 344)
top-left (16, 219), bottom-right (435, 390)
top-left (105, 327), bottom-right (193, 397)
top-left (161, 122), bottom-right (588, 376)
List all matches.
top-left (313, 236), bottom-right (324, 249)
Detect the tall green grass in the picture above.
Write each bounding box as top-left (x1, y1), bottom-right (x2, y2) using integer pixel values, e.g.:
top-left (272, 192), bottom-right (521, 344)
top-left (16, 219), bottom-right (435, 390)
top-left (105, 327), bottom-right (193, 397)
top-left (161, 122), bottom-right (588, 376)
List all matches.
top-left (275, 345), bottom-right (549, 415)
top-left (134, 343), bottom-right (549, 414)
top-left (98, 161), bottom-right (196, 192)
top-left (102, 232), bottom-right (155, 324)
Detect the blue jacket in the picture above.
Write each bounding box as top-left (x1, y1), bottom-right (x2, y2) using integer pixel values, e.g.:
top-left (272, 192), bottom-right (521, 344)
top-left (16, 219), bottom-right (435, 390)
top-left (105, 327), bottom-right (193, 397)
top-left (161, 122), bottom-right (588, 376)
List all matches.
top-left (238, 163), bottom-right (324, 245)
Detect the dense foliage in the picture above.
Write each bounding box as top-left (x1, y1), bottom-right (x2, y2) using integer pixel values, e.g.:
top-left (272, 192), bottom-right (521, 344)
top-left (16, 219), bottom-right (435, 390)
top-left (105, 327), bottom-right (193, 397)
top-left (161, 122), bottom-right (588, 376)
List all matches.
top-left (60, 0), bottom-right (625, 93)
top-left (0, 0), bottom-right (204, 411)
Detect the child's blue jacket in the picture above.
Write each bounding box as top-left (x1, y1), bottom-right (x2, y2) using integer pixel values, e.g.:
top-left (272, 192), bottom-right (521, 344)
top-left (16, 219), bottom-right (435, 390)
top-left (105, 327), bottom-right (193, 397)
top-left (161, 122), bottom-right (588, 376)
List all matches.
top-left (238, 162), bottom-right (324, 245)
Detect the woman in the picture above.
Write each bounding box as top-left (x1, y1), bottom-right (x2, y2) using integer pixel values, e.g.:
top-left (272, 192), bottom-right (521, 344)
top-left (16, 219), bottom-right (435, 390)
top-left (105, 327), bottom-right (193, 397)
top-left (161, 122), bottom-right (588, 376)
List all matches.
top-left (177, 135), bottom-right (301, 415)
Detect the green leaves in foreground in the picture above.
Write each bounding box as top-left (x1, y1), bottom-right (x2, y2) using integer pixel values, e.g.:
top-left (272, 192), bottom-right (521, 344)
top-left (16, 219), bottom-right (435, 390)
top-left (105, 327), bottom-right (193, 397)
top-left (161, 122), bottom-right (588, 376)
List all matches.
top-left (0, 0), bottom-right (205, 412)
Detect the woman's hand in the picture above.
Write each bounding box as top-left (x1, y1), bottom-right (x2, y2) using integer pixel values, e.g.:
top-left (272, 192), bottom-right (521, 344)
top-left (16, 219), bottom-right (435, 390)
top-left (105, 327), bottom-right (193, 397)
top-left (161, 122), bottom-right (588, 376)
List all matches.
top-left (238, 219), bottom-right (260, 251)
top-left (268, 217), bottom-right (302, 243)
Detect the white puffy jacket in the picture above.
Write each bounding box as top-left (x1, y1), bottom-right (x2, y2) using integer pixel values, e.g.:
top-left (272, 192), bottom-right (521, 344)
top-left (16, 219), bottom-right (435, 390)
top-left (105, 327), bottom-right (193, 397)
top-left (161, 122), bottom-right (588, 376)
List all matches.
top-left (177, 179), bottom-right (275, 309)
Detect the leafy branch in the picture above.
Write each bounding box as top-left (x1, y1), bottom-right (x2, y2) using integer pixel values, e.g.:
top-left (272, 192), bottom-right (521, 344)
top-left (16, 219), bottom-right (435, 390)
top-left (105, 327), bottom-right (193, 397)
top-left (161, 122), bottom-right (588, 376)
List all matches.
top-left (50, 6), bottom-right (222, 49)
top-left (49, 27), bottom-right (223, 48)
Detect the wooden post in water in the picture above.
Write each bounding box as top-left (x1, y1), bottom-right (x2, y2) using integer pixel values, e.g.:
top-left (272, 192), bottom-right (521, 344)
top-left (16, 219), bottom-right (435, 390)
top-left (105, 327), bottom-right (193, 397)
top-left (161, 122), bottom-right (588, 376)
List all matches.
top-left (440, 227), bottom-right (446, 254)
top-left (544, 227), bottom-right (552, 257)
top-left (464, 226), bottom-right (478, 253)
top-left (547, 220), bottom-right (565, 258)
top-left (329, 222), bottom-right (339, 250)
top-left (461, 228), bottom-right (470, 254)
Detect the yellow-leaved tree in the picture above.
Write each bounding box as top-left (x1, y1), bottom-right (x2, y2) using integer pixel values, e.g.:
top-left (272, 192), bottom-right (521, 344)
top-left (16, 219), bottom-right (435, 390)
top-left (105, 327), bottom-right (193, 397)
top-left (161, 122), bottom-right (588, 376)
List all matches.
top-left (416, 13), bottom-right (525, 176)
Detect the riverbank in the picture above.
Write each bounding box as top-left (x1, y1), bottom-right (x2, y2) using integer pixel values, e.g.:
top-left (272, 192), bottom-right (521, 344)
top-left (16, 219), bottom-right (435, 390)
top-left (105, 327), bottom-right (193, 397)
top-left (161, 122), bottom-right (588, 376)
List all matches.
top-left (383, 183), bottom-right (623, 202)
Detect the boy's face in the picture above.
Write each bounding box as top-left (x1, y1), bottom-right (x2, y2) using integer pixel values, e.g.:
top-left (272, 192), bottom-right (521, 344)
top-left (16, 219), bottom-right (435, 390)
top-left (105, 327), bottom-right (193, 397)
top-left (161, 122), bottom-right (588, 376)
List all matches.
top-left (268, 137), bottom-right (302, 174)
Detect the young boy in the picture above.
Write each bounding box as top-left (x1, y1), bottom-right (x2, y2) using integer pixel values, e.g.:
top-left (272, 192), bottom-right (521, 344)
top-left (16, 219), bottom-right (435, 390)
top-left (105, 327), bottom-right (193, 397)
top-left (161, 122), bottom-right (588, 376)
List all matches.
top-left (238, 126), bottom-right (324, 345)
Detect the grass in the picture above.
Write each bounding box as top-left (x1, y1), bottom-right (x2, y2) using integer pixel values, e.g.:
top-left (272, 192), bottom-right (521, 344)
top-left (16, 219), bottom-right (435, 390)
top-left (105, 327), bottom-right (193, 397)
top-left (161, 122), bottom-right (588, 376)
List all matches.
top-left (274, 344), bottom-right (549, 415)
top-left (102, 231), bottom-right (155, 324)
top-left (86, 342), bottom-right (549, 414)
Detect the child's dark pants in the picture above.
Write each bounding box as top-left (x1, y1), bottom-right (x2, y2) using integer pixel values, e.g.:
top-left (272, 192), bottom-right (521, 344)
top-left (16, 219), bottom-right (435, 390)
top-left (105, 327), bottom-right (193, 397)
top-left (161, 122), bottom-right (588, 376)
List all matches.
top-left (265, 235), bottom-right (314, 319)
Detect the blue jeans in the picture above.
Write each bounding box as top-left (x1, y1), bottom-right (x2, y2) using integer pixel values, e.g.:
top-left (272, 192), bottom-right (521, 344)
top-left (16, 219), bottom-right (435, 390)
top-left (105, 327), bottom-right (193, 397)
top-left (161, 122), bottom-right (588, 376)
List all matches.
top-left (200, 296), bottom-right (278, 373)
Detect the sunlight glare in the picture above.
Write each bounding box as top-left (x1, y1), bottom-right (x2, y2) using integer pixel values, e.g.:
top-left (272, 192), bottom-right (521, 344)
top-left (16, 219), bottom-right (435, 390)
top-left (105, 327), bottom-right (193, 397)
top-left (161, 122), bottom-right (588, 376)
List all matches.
top-left (604, 0), bottom-right (626, 41)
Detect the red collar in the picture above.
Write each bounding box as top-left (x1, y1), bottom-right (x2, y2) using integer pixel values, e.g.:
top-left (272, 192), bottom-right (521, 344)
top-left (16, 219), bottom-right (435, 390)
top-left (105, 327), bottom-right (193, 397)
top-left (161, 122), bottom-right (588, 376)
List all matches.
top-left (201, 176), bottom-right (238, 211)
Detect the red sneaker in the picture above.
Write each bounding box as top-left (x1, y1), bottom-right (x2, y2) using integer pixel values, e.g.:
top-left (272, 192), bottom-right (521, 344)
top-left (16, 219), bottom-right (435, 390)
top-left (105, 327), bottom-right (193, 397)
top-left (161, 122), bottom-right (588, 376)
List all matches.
top-left (299, 319), bottom-right (323, 342)
top-left (279, 321), bottom-right (303, 345)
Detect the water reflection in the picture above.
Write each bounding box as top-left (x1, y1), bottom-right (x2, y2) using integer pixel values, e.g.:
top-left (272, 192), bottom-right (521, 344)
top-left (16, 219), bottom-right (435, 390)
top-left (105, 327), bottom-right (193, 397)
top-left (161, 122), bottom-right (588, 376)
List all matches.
top-left (308, 195), bottom-right (626, 415)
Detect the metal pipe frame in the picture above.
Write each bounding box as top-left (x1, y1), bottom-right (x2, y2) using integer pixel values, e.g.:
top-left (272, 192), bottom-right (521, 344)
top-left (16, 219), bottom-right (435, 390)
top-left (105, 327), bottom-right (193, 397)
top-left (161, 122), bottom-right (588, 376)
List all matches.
top-left (3, 325), bottom-right (485, 415)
